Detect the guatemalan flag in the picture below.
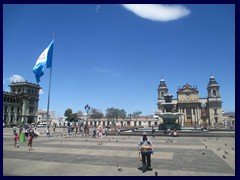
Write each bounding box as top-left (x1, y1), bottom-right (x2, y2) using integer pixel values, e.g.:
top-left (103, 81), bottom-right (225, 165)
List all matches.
top-left (33, 40), bottom-right (54, 83)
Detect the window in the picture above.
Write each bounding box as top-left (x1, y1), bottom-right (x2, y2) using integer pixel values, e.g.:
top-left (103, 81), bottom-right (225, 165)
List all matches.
top-left (29, 100), bottom-right (34, 105)
top-left (29, 107), bottom-right (34, 113)
top-left (212, 89), bottom-right (216, 97)
top-left (161, 92), bottom-right (164, 98)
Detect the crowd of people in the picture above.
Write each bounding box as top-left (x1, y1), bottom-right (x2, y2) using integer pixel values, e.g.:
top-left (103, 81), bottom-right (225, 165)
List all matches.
top-left (11, 124), bottom-right (182, 173)
top-left (12, 125), bottom-right (36, 150)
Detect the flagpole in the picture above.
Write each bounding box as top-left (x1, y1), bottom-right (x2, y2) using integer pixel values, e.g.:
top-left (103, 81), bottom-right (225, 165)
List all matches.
top-left (46, 33), bottom-right (54, 126)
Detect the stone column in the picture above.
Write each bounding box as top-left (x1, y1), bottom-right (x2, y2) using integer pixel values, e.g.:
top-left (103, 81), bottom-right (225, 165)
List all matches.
top-left (191, 108), bottom-right (194, 126)
top-left (181, 108), bottom-right (185, 127)
top-left (197, 107), bottom-right (200, 125)
top-left (184, 109), bottom-right (187, 125)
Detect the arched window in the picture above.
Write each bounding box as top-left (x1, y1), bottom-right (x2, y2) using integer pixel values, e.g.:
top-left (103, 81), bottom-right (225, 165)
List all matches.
top-left (212, 89), bottom-right (216, 97)
top-left (161, 92), bottom-right (164, 98)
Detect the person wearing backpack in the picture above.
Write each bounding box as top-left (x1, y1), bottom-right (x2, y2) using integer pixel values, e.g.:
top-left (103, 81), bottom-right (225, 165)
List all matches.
top-left (138, 132), bottom-right (153, 172)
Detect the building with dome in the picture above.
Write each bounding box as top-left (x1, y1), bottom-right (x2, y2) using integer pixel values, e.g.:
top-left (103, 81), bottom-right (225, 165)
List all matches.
top-left (157, 76), bottom-right (223, 127)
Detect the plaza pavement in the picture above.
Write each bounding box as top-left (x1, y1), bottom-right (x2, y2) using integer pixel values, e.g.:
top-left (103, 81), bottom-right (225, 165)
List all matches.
top-left (3, 128), bottom-right (235, 176)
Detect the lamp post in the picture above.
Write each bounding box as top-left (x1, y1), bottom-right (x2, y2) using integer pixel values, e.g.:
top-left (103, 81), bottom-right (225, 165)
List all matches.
top-left (84, 104), bottom-right (90, 125)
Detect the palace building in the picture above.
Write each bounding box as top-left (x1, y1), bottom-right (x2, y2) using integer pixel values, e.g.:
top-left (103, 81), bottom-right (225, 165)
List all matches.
top-left (157, 75), bottom-right (223, 127)
top-left (3, 81), bottom-right (41, 125)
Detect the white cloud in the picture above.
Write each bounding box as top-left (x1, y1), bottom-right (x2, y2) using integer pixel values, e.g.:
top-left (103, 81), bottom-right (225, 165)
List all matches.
top-left (9, 74), bottom-right (25, 83)
top-left (39, 89), bottom-right (44, 95)
top-left (122, 4), bottom-right (190, 22)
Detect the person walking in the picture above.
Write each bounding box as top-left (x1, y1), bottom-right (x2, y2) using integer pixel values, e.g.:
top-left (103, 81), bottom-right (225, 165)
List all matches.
top-left (13, 126), bottom-right (17, 135)
top-left (92, 126), bottom-right (96, 138)
top-left (151, 125), bottom-right (155, 138)
top-left (46, 126), bottom-right (50, 138)
top-left (27, 134), bottom-right (33, 150)
top-left (75, 124), bottom-right (79, 136)
top-left (14, 133), bottom-right (19, 148)
top-left (104, 127), bottom-right (108, 136)
top-left (138, 132), bottom-right (153, 172)
top-left (97, 126), bottom-right (103, 145)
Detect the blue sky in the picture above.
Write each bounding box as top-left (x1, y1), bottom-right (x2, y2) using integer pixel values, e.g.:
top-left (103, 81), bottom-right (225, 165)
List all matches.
top-left (3, 4), bottom-right (235, 117)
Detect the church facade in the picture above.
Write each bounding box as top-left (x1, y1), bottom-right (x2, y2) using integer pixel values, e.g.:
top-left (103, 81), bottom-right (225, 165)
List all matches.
top-left (157, 76), bottom-right (223, 127)
top-left (3, 81), bottom-right (41, 125)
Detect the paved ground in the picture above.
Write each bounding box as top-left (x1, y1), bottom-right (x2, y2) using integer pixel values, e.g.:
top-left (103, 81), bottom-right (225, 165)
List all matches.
top-left (3, 128), bottom-right (235, 176)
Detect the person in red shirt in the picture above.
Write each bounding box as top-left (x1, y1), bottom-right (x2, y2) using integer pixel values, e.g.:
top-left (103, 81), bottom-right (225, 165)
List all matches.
top-left (27, 135), bottom-right (33, 150)
top-left (14, 133), bottom-right (19, 148)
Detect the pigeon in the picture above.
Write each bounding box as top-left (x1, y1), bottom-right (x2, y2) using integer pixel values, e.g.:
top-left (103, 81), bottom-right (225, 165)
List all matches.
top-left (203, 139), bottom-right (206, 141)
top-left (205, 146), bottom-right (208, 149)
top-left (217, 147), bottom-right (221, 151)
top-left (116, 140), bottom-right (119, 142)
top-left (202, 151), bottom-right (205, 155)
top-left (155, 171), bottom-right (158, 176)
top-left (117, 165), bottom-right (123, 171)
top-left (223, 155), bottom-right (227, 159)
top-left (85, 139), bottom-right (88, 141)
top-left (225, 144), bottom-right (227, 146)
top-left (224, 151), bottom-right (229, 154)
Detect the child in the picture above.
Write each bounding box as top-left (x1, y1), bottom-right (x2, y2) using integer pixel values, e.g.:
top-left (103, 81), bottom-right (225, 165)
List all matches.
top-left (14, 133), bottom-right (19, 148)
top-left (27, 135), bottom-right (33, 150)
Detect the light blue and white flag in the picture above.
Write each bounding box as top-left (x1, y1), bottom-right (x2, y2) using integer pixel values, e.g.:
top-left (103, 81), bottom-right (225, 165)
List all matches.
top-left (33, 40), bottom-right (54, 83)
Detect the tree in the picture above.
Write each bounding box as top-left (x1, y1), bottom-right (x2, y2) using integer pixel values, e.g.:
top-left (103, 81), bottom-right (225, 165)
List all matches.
top-left (90, 108), bottom-right (104, 120)
top-left (106, 107), bottom-right (126, 126)
top-left (118, 109), bottom-right (126, 119)
top-left (64, 108), bottom-right (73, 122)
top-left (132, 111), bottom-right (142, 120)
top-left (72, 113), bottom-right (79, 122)
top-left (64, 109), bottom-right (79, 123)
top-left (106, 107), bottom-right (116, 120)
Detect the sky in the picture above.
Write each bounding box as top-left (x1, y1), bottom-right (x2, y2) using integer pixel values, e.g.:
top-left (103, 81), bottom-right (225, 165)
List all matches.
top-left (3, 4), bottom-right (235, 117)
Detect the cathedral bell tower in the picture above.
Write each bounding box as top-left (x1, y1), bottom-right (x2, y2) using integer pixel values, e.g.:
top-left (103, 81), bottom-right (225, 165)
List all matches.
top-left (157, 79), bottom-right (168, 112)
top-left (207, 75), bottom-right (223, 126)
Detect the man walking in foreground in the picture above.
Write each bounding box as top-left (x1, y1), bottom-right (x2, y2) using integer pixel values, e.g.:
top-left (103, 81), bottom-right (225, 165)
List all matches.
top-left (138, 132), bottom-right (153, 172)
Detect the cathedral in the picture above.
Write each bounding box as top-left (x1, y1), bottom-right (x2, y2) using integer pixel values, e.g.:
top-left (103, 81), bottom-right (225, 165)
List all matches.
top-left (157, 75), bottom-right (223, 127)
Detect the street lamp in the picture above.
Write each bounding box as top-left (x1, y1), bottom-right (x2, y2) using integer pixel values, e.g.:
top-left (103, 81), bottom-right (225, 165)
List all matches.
top-left (84, 104), bottom-right (91, 125)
